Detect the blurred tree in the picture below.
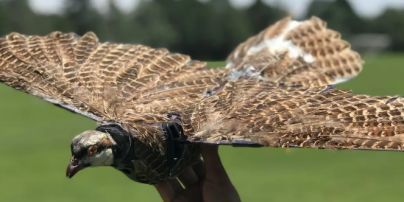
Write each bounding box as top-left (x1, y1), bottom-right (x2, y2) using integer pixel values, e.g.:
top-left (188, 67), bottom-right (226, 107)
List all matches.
top-left (156, 0), bottom-right (220, 58)
top-left (130, 0), bottom-right (178, 47)
top-left (153, 0), bottom-right (252, 59)
top-left (0, 0), bottom-right (402, 59)
top-left (101, 0), bottom-right (135, 42)
top-left (371, 9), bottom-right (404, 51)
top-left (64, 0), bottom-right (103, 35)
top-left (0, 0), bottom-right (55, 35)
top-left (206, 0), bottom-right (252, 59)
top-left (305, 0), bottom-right (366, 37)
top-left (246, 0), bottom-right (286, 33)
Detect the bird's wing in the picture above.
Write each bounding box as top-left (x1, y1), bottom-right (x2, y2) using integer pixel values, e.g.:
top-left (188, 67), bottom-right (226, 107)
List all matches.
top-left (226, 16), bottom-right (363, 86)
top-left (0, 32), bottom-right (226, 123)
top-left (189, 80), bottom-right (404, 151)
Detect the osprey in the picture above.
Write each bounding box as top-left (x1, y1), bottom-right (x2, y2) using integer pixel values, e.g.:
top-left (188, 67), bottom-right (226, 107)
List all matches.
top-left (0, 17), bottom-right (402, 184)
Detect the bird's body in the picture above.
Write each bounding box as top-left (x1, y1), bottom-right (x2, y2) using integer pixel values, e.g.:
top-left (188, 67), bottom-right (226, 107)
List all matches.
top-left (0, 17), bottom-right (403, 185)
top-left (71, 124), bottom-right (200, 184)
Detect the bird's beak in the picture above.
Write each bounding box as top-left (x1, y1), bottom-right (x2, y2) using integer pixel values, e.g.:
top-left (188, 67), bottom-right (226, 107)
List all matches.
top-left (66, 157), bottom-right (85, 178)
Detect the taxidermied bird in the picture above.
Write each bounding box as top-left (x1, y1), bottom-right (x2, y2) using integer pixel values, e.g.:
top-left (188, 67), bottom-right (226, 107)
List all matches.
top-left (0, 17), bottom-right (402, 185)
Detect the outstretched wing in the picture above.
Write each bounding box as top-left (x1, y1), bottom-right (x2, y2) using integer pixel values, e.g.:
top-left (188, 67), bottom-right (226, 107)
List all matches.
top-left (190, 81), bottom-right (404, 151)
top-left (226, 17), bottom-right (363, 86)
top-left (0, 32), bottom-right (226, 123)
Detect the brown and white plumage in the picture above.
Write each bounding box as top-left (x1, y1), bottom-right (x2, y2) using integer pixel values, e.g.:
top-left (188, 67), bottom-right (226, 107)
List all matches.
top-left (0, 31), bottom-right (226, 183)
top-left (226, 17), bottom-right (363, 86)
top-left (190, 81), bottom-right (404, 151)
top-left (0, 31), bottom-right (225, 145)
top-left (0, 32), bottom-right (224, 121)
top-left (0, 17), bottom-right (403, 184)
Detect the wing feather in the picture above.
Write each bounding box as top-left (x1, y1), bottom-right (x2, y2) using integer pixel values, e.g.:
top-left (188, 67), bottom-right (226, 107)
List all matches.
top-left (226, 16), bottom-right (363, 86)
top-left (190, 81), bottom-right (404, 151)
top-left (0, 19), bottom-right (402, 155)
top-left (0, 32), bottom-right (226, 125)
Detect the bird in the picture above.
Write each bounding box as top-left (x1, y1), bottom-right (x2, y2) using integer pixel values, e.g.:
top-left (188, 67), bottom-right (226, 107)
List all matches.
top-left (0, 16), bottom-right (402, 185)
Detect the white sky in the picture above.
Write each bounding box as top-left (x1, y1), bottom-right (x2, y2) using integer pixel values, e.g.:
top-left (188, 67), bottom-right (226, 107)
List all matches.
top-left (28, 0), bottom-right (404, 18)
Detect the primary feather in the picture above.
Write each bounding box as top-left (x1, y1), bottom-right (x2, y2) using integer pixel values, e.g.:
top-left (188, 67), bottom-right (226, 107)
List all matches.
top-left (226, 17), bottom-right (363, 86)
top-left (190, 81), bottom-right (404, 151)
top-left (0, 17), bottom-right (402, 184)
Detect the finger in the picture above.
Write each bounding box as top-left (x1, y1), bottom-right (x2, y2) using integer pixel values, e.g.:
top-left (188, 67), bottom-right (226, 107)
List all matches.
top-left (177, 166), bottom-right (199, 189)
top-left (200, 144), bottom-right (219, 160)
top-left (169, 178), bottom-right (185, 193)
top-left (200, 144), bottom-right (220, 168)
top-left (155, 181), bottom-right (173, 202)
top-left (200, 144), bottom-right (230, 183)
top-left (155, 178), bottom-right (184, 202)
top-left (172, 185), bottom-right (203, 202)
top-left (172, 166), bottom-right (203, 202)
top-left (191, 158), bottom-right (205, 180)
top-left (199, 144), bottom-right (241, 202)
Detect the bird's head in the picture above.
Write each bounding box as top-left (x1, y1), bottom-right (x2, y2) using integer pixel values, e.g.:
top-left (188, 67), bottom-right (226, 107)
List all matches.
top-left (66, 130), bottom-right (116, 178)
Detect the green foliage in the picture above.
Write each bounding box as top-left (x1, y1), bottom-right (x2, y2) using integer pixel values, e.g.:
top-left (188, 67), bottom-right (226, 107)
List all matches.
top-left (150, 0), bottom-right (252, 59)
top-left (304, 0), bottom-right (404, 51)
top-left (246, 0), bottom-right (286, 33)
top-left (63, 0), bottom-right (102, 34)
top-left (370, 9), bottom-right (404, 51)
top-left (304, 0), bottom-right (366, 37)
top-left (0, 54), bottom-right (403, 201)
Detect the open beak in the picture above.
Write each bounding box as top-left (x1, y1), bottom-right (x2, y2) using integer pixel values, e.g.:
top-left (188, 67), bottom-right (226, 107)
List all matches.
top-left (66, 157), bottom-right (85, 178)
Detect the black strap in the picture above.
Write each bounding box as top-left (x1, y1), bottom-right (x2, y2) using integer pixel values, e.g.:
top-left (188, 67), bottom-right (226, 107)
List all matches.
top-left (96, 124), bottom-right (135, 163)
top-left (162, 122), bottom-right (186, 176)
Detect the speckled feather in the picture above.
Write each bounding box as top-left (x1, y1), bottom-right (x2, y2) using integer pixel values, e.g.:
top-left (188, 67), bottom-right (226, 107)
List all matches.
top-left (0, 31), bottom-right (226, 147)
top-left (0, 31), bottom-right (228, 184)
top-left (0, 18), bottom-right (403, 184)
top-left (190, 80), bottom-right (404, 151)
top-left (0, 23), bottom-right (402, 151)
top-left (227, 17), bottom-right (363, 86)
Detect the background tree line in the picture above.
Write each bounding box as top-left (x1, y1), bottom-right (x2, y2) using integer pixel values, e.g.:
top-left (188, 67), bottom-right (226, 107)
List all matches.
top-left (0, 0), bottom-right (403, 60)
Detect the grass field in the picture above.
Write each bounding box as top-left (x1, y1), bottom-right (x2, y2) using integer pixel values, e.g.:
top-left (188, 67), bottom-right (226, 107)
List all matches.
top-left (0, 54), bottom-right (403, 202)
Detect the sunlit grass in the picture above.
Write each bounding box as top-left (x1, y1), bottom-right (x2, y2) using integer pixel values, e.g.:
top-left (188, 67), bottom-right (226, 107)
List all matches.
top-left (0, 53), bottom-right (403, 202)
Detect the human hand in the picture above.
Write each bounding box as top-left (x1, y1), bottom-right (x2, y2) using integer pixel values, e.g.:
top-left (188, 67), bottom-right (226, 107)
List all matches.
top-left (155, 145), bottom-right (241, 202)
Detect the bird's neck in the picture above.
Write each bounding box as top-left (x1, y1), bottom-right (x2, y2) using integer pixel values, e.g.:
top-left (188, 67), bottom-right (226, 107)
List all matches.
top-left (95, 124), bottom-right (134, 164)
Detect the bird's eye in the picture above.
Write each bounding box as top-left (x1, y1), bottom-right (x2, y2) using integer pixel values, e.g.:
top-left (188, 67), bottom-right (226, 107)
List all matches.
top-left (87, 146), bottom-right (98, 157)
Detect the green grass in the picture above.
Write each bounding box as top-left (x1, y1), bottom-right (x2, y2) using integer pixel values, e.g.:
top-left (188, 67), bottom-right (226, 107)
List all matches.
top-left (0, 53), bottom-right (403, 202)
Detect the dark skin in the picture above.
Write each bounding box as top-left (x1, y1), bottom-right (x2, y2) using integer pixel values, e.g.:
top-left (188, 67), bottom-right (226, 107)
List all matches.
top-left (155, 145), bottom-right (241, 202)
